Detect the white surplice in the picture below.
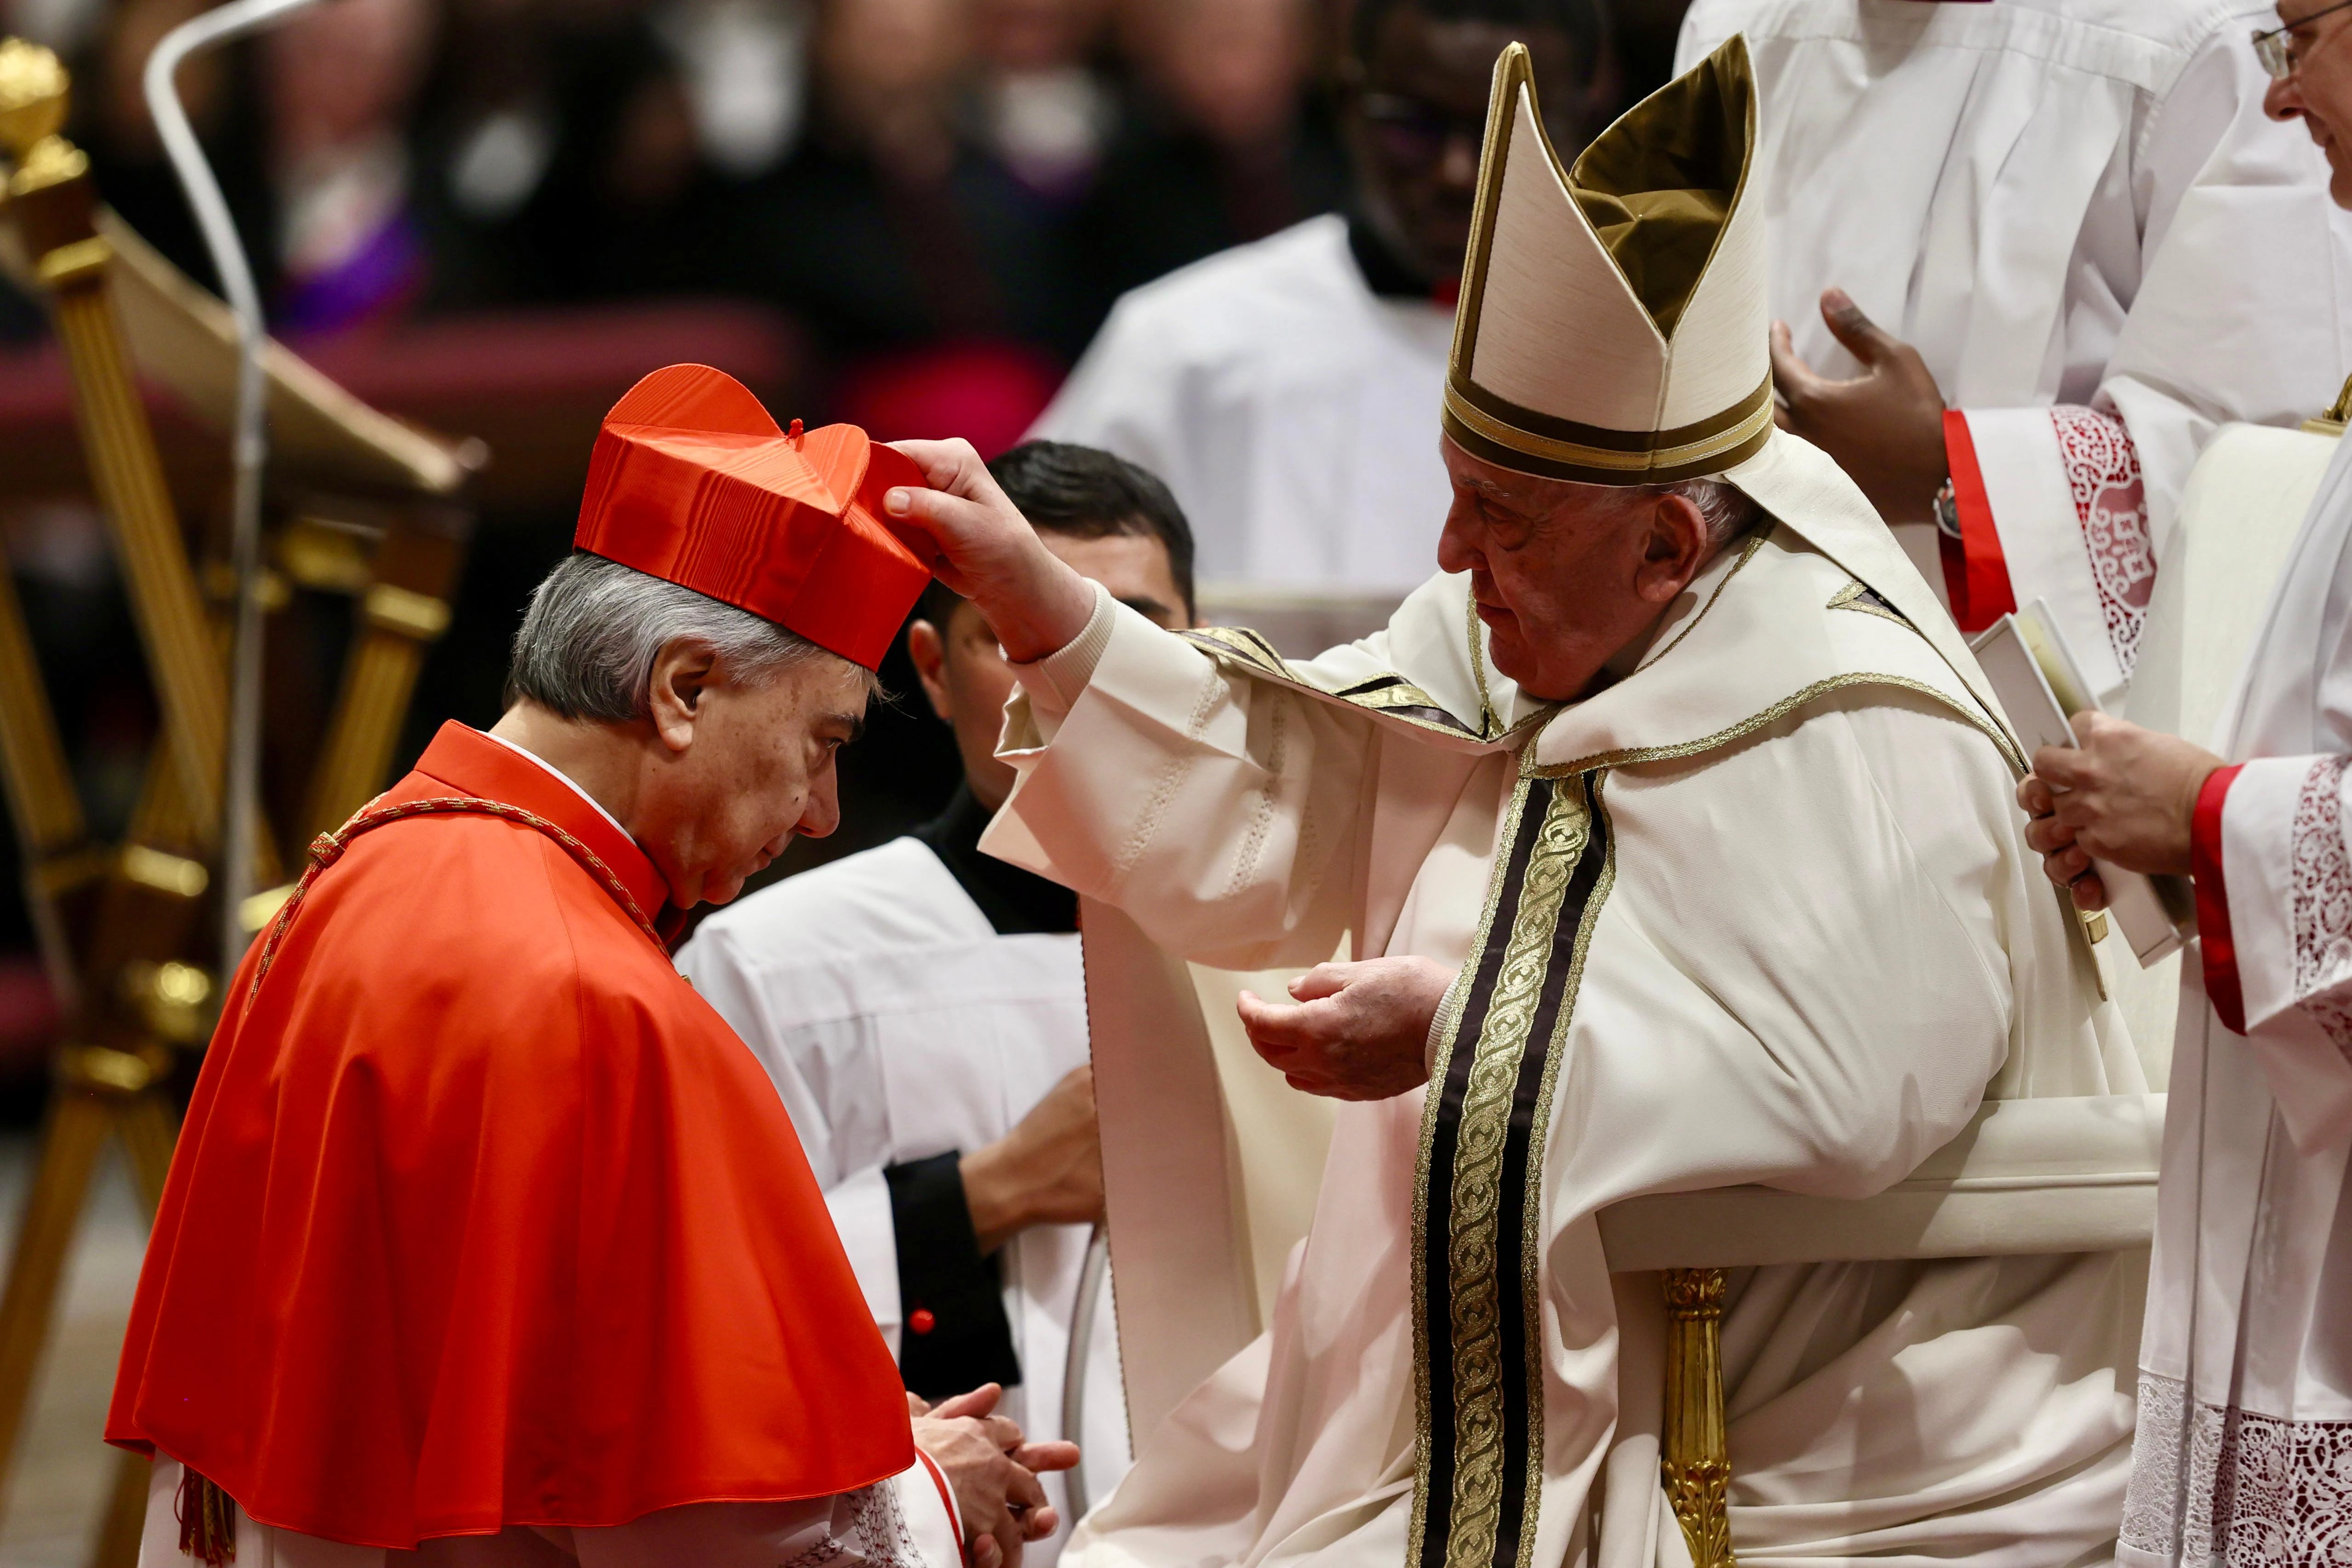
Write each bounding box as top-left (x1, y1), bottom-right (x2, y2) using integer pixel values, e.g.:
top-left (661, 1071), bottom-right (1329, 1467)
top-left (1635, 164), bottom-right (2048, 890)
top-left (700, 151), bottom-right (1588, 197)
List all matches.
top-left (1678, 0), bottom-right (2352, 703)
top-left (2117, 435), bottom-right (2352, 1566)
top-left (138, 1455), bottom-right (961, 1568)
top-left (987, 431), bottom-right (2147, 1568)
top-left (675, 838), bottom-right (1131, 1564)
top-left (1028, 214), bottom-right (1456, 594)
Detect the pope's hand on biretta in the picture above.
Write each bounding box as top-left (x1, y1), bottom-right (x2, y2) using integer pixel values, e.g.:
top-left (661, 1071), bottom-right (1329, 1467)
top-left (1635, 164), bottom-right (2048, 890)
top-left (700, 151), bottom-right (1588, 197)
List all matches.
top-left (1238, 956), bottom-right (1459, 1101)
top-left (886, 439), bottom-right (1099, 664)
top-left (2017, 710), bottom-right (2223, 908)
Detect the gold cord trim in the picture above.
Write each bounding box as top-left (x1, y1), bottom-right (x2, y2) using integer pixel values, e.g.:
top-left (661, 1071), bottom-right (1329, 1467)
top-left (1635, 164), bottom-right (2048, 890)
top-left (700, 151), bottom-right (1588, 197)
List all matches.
top-left (1531, 671), bottom-right (2025, 782)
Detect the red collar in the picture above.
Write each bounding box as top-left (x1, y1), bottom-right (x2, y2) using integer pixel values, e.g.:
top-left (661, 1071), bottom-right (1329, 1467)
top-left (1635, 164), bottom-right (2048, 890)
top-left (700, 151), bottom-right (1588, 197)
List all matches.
top-left (411, 723), bottom-right (672, 924)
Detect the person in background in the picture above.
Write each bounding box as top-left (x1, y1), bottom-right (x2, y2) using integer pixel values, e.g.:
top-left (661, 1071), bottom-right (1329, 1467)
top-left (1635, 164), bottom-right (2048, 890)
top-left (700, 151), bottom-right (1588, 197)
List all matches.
top-left (1032, 0), bottom-right (1616, 597)
top-left (676, 441), bottom-right (1195, 1567)
top-left (1682, 0), bottom-right (2352, 708)
top-left (2021, 3), bottom-right (2352, 1558)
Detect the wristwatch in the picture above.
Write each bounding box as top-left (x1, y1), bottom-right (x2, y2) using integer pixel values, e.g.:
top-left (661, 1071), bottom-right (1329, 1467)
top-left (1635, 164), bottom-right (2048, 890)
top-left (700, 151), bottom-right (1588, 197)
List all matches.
top-left (1932, 477), bottom-right (1963, 539)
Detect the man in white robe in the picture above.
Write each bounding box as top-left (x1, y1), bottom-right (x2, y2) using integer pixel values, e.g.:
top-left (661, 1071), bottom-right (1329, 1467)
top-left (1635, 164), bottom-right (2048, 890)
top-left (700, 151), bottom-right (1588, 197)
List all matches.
top-left (884, 41), bottom-right (2148, 1567)
top-left (677, 443), bottom-right (1199, 1564)
top-left (1680, 0), bottom-right (2352, 706)
top-left (1030, 0), bottom-right (1615, 594)
top-left (2021, 4), bottom-right (2352, 1557)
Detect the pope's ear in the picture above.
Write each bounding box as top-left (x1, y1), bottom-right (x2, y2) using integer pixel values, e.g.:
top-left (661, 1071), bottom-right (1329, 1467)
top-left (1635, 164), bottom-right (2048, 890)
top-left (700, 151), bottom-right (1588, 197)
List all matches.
top-left (1637, 492), bottom-right (1710, 603)
top-left (647, 638), bottom-right (721, 753)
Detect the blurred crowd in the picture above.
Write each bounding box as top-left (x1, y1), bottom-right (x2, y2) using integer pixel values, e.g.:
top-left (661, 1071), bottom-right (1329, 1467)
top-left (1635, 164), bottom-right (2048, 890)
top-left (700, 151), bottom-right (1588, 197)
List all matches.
top-left (0, 0), bottom-right (1685, 444)
top-left (5, 0), bottom-right (1363, 450)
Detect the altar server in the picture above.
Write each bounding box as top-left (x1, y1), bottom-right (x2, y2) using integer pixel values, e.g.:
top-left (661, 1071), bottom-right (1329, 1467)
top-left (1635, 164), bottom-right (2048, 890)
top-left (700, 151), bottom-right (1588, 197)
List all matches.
top-left (890, 42), bottom-right (2147, 1566)
top-left (1030, 0), bottom-right (1614, 594)
top-left (109, 366), bottom-right (1073, 1568)
top-left (1679, 0), bottom-right (2352, 704)
top-left (2021, 6), bottom-right (2352, 1557)
top-left (677, 441), bottom-right (1196, 1566)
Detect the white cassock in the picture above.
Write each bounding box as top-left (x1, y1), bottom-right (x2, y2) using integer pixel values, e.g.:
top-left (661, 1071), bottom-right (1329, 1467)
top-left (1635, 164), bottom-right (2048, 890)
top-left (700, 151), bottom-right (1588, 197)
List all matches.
top-left (985, 431), bottom-right (2149, 1568)
top-left (1027, 214), bottom-right (1456, 595)
top-left (676, 798), bottom-right (1133, 1568)
top-left (1678, 0), bottom-right (2352, 704)
top-left (2117, 435), bottom-right (2352, 1565)
top-left (139, 1456), bottom-right (961, 1568)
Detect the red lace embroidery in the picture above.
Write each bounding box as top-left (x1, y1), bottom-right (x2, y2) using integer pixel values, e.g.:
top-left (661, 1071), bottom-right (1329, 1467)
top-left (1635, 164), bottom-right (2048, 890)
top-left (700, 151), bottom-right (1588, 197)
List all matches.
top-left (2289, 755), bottom-right (2352, 1062)
top-left (2051, 406), bottom-right (2154, 677)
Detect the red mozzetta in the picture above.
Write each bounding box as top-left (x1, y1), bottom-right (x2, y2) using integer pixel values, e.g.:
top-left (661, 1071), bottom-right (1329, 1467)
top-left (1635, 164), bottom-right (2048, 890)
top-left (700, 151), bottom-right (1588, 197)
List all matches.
top-left (107, 723), bottom-right (915, 1546)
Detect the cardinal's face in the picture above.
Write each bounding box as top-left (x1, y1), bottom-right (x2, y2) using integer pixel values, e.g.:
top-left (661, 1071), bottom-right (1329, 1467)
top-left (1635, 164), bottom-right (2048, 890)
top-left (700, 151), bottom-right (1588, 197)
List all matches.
top-left (641, 654), bottom-right (874, 908)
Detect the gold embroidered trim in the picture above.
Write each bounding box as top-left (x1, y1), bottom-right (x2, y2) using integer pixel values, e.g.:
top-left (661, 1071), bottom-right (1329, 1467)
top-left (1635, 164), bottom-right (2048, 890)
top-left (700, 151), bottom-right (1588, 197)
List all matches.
top-left (1411, 772), bottom-right (1616, 1568)
top-left (1530, 672), bottom-right (2026, 781)
top-left (1178, 627), bottom-right (1554, 745)
top-left (1640, 532), bottom-right (1764, 675)
top-left (1468, 584), bottom-right (1499, 739)
top-left (1826, 578), bottom-right (1910, 626)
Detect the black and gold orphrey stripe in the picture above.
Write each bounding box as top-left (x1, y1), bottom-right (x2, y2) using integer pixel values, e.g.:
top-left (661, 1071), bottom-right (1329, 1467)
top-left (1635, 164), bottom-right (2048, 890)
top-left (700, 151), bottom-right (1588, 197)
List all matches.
top-left (1411, 766), bottom-right (1616, 1568)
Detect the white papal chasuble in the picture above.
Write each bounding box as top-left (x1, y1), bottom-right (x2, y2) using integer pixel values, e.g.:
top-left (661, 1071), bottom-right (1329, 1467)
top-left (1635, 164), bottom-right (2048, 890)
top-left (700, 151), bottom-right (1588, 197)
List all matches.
top-left (1678, 0), bottom-right (2352, 705)
top-left (989, 41), bottom-right (2151, 1568)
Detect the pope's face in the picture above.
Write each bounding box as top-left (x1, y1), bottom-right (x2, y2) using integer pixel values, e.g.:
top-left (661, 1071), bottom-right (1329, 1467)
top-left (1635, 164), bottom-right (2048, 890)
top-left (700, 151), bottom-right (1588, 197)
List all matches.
top-left (2267, 0), bottom-right (2352, 206)
top-left (640, 654), bottom-right (872, 907)
top-left (1435, 437), bottom-right (1718, 703)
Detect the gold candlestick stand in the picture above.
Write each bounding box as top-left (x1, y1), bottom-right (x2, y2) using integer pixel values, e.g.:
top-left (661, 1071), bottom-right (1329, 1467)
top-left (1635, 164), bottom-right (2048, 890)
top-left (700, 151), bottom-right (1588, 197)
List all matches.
top-left (0, 39), bottom-right (475, 1565)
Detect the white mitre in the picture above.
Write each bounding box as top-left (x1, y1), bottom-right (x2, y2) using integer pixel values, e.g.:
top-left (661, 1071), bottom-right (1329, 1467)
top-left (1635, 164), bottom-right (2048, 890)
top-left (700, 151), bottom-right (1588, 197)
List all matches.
top-left (1442, 34), bottom-right (1770, 486)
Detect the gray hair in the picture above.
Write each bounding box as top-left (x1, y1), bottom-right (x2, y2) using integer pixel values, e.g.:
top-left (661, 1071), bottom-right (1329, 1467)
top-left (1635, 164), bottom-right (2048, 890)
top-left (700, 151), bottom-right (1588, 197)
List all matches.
top-left (507, 552), bottom-right (845, 723)
top-left (1638, 476), bottom-right (1761, 550)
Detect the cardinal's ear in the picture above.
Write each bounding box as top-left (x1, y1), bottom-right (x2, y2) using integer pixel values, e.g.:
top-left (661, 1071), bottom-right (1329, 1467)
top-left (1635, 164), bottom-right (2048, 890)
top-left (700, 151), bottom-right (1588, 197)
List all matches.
top-left (647, 637), bottom-right (721, 753)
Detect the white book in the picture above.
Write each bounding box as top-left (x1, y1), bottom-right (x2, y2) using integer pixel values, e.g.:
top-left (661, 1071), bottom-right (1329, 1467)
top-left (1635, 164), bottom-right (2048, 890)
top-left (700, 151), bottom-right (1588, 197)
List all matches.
top-left (1970, 602), bottom-right (2192, 967)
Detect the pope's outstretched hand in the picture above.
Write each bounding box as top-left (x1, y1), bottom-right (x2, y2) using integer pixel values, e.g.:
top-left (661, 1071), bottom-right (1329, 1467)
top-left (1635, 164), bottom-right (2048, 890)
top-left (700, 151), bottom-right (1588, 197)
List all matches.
top-left (887, 439), bottom-right (1100, 664)
top-left (1238, 957), bottom-right (1459, 1101)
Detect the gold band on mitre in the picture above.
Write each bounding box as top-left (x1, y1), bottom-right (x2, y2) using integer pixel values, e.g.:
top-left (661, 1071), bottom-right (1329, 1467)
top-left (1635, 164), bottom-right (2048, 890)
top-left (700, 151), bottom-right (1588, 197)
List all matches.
top-left (1441, 374), bottom-right (1775, 486)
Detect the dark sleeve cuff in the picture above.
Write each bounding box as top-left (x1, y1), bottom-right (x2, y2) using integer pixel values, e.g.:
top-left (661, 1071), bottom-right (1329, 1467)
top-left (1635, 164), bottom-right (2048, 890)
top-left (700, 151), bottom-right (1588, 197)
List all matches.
top-left (2193, 762), bottom-right (2247, 1035)
top-left (884, 1152), bottom-right (1023, 1401)
top-left (1940, 409), bottom-right (2017, 633)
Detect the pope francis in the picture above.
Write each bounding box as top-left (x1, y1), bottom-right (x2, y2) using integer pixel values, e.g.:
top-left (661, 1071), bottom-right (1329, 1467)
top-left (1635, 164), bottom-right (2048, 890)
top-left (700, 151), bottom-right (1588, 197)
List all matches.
top-left (885, 37), bottom-right (2151, 1568)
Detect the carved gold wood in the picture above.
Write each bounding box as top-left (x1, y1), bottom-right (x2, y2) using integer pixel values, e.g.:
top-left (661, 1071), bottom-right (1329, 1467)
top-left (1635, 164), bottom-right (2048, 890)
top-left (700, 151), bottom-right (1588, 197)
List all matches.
top-left (0, 41), bottom-right (468, 1567)
top-left (1661, 1268), bottom-right (1735, 1568)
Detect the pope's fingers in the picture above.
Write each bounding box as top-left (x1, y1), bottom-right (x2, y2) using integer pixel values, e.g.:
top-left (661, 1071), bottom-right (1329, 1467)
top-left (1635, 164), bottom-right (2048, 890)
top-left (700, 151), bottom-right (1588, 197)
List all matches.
top-left (2022, 813), bottom-right (2077, 854)
top-left (1289, 963), bottom-right (1356, 1002)
top-left (971, 1532), bottom-right (1004, 1568)
top-left (1023, 1507), bottom-right (1061, 1543)
top-left (2017, 774), bottom-right (2055, 816)
top-left (2071, 868), bottom-right (2111, 911)
top-left (887, 436), bottom-right (987, 493)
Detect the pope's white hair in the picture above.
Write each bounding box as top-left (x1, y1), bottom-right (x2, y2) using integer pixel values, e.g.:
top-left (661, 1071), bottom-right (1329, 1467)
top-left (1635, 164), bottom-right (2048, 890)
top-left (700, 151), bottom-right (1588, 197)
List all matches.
top-left (1633, 476), bottom-right (1760, 551)
top-left (507, 552), bottom-right (852, 724)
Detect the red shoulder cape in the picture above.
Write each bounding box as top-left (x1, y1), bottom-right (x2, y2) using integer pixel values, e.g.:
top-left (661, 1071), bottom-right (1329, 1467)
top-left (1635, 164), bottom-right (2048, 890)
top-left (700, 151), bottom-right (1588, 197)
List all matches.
top-left (108, 723), bottom-right (913, 1546)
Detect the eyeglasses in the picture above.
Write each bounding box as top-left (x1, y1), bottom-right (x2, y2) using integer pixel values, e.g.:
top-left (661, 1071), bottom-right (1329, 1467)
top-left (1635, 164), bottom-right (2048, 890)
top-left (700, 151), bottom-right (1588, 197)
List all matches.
top-left (2253, 0), bottom-right (2352, 79)
top-left (1357, 92), bottom-right (1488, 166)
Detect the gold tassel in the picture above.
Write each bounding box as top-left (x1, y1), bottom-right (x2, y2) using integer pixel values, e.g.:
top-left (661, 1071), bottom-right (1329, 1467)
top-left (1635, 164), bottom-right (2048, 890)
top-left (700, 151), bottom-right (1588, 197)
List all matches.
top-left (174, 1466), bottom-right (236, 1566)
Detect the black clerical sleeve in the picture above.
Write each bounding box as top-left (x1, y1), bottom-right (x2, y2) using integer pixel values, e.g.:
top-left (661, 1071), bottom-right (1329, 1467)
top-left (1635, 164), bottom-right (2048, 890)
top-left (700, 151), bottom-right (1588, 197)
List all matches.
top-left (884, 1152), bottom-right (1024, 1400)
